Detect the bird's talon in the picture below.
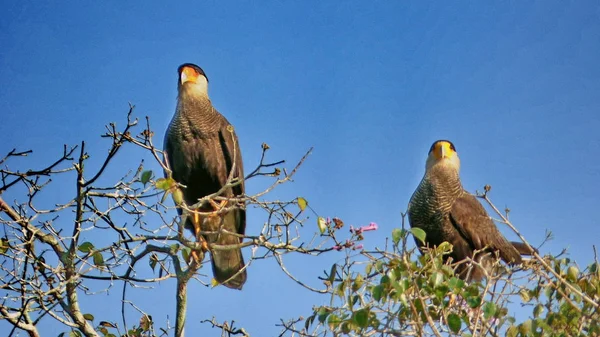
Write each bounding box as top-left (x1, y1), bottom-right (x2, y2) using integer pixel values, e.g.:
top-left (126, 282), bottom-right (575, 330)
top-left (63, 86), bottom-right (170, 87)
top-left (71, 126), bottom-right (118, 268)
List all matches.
top-left (208, 199), bottom-right (228, 217)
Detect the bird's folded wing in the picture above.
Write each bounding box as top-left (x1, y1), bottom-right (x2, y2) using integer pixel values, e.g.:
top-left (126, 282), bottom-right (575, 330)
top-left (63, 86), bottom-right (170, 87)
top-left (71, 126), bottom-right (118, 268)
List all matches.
top-left (449, 194), bottom-right (521, 263)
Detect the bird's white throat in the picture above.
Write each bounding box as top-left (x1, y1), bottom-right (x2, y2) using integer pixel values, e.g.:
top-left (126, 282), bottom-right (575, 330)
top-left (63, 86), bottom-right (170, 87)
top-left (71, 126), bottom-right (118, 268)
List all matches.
top-left (180, 77), bottom-right (209, 99)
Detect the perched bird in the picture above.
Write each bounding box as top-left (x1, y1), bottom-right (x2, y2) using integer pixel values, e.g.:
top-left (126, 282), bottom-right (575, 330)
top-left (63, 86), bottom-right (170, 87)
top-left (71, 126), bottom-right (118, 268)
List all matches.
top-left (408, 140), bottom-right (532, 281)
top-left (164, 63), bottom-right (246, 289)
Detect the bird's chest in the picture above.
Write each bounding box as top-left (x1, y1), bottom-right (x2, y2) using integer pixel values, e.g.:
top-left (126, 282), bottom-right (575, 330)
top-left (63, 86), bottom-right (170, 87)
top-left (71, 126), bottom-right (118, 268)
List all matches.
top-left (168, 132), bottom-right (227, 200)
top-left (411, 183), bottom-right (458, 228)
top-left (179, 136), bottom-right (223, 175)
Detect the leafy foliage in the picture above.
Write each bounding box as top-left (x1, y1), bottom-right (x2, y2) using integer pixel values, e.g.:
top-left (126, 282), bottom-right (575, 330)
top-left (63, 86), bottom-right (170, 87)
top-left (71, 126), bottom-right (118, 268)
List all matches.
top-left (294, 225), bottom-right (600, 337)
top-left (1, 109), bottom-right (598, 337)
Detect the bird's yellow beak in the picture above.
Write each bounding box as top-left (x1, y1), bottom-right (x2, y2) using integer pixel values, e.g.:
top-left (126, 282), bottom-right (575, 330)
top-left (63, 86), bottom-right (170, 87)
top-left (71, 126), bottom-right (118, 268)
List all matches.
top-left (180, 66), bottom-right (199, 84)
top-left (433, 141), bottom-right (455, 160)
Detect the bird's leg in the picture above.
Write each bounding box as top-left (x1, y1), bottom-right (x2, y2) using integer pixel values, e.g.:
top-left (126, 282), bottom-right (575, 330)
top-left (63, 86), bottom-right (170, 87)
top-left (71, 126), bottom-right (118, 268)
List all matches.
top-left (207, 199), bottom-right (228, 217)
top-left (188, 211), bottom-right (209, 264)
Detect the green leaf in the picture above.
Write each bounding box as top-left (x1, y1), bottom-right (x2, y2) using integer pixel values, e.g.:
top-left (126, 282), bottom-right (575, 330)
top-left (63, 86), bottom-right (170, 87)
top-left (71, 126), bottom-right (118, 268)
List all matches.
top-left (335, 281), bottom-right (345, 298)
top-left (464, 284), bottom-right (480, 298)
top-left (297, 197), bottom-right (308, 212)
top-left (352, 274), bottom-right (364, 292)
top-left (304, 314), bottom-right (315, 330)
top-left (447, 313), bottom-right (461, 333)
top-left (317, 217), bottom-right (327, 234)
top-left (393, 278), bottom-right (409, 297)
top-left (448, 277), bottom-right (465, 291)
top-left (327, 263), bottom-right (337, 284)
top-left (92, 251), bottom-right (104, 268)
top-left (374, 260), bottom-right (384, 273)
top-left (392, 228), bottom-right (403, 245)
top-left (436, 241), bottom-right (453, 254)
top-left (181, 247), bottom-right (191, 263)
top-left (99, 321), bottom-right (117, 328)
top-left (172, 188), bottom-right (184, 206)
top-left (352, 309), bottom-right (369, 328)
top-left (351, 295), bottom-right (359, 307)
top-left (467, 296), bottom-right (482, 308)
top-left (434, 286), bottom-right (448, 300)
top-left (36, 256), bottom-right (46, 274)
top-left (533, 304), bottom-right (544, 318)
top-left (150, 253), bottom-right (158, 271)
top-left (160, 190), bottom-right (171, 204)
top-left (380, 275), bottom-right (390, 285)
top-left (78, 242), bottom-right (94, 253)
top-left (341, 322), bottom-right (351, 334)
top-left (372, 285), bottom-right (384, 302)
top-left (0, 238), bottom-right (9, 254)
top-left (69, 331), bottom-right (82, 337)
top-left (567, 266), bottom-right (579, 282)
top-left (483, 302), bottom-right (497, 319)
top-left (386, 269), bottom-right (397, 283)
top-left (506, 326), bottom-right (518, 337)
top-left (57, 333), bottom-right (65, 337)
top-left (83, 313), bottom-right (94, 321)
top-left (141, 170), bottom-right (152, 186)
top-left (519, 289), bottom-right (531, 302)
top-left (327, 314), bottom-right (342, 330)
top-left (410, 227), bottom-right (427, 244)
top-left (317, 307), bottom-right (330, 324)
top-left (519, 319), bottom-right (532, 335)
top-left (155, 177), bottom-right (175, 191)
top-left (430, 271), bottom-right (444, 288)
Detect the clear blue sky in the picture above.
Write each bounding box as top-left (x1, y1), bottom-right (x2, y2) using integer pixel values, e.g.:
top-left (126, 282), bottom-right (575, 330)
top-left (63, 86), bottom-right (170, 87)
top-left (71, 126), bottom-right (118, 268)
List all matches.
top-left (1, 1), bottom-right (599, 335)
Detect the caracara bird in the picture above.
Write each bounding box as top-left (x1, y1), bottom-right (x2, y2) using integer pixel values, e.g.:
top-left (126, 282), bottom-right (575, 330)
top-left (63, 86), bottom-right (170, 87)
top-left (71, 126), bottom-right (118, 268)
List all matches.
top-left (164, 63), bottom-right (246, 289)
top-left (407, 140), bottom-right (533, 281)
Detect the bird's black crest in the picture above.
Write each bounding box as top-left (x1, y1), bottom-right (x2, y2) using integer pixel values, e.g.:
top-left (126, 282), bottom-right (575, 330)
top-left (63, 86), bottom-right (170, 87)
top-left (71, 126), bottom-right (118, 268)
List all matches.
top-left (178, 63), bottom-right (208, 82)
top-left (429, 140), bottom-right (456, 154)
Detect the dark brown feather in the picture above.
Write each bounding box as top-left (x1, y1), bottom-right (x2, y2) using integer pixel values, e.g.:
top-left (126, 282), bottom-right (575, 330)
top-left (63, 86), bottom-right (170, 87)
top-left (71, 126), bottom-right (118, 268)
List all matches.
top-left (449, 194), bottom-right (522, 265)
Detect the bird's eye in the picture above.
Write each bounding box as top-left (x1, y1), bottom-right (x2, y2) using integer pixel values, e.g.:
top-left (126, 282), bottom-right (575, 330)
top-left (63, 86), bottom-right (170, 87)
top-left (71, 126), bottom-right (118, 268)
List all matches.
top-left (428, 144), bottom-right (436, 154)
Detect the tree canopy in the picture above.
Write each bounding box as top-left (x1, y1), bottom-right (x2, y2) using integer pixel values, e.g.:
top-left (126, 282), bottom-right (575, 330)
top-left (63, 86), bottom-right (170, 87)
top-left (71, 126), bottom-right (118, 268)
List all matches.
top-left (1, 110), bottom-right (598, 337)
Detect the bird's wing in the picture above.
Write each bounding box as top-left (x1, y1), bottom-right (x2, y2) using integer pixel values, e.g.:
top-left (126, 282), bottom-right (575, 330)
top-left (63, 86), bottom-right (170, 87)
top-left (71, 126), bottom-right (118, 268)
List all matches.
top-left (208, 118), bottom-right (247, 289)
top-left (216, 118), bottom-right (245, 237)
top-left (216, 123), bottom-right (244, 196)
top-left (163, 131), bottom-right (185, 215)
top-left (449, 194), bottom-right (522, 264)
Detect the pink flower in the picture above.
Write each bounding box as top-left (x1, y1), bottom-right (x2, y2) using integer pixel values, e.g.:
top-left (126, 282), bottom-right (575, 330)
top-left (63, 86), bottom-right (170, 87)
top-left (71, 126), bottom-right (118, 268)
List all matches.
top-left (350, 222), bottom-right (379, 234)
top-left (361, 222), bottom-right (378, 232)
top-left (352, 244), bottom-right (364, 250)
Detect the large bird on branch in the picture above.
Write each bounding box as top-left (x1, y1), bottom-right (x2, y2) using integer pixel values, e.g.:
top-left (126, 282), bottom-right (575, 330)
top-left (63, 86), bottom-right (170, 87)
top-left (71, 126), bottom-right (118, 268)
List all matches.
top-left (408, 140), bottom-right (533, 281)
top-left (164, 63), bottom-right (246, 289)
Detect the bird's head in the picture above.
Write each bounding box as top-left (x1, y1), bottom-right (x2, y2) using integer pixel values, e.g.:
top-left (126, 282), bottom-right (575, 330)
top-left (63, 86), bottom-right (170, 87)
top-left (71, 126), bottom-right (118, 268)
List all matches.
top-left (425, 140), bottom-right (461, 172)
top-left (177, 63), bottom-right (209, 97)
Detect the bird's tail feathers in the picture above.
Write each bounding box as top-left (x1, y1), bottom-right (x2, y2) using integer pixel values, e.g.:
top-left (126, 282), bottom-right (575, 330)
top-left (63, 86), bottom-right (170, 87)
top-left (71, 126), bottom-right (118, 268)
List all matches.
top-left (211, 249), bottom-right (246, 289)
top-left (209, 210), bottom-right (247, 290)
